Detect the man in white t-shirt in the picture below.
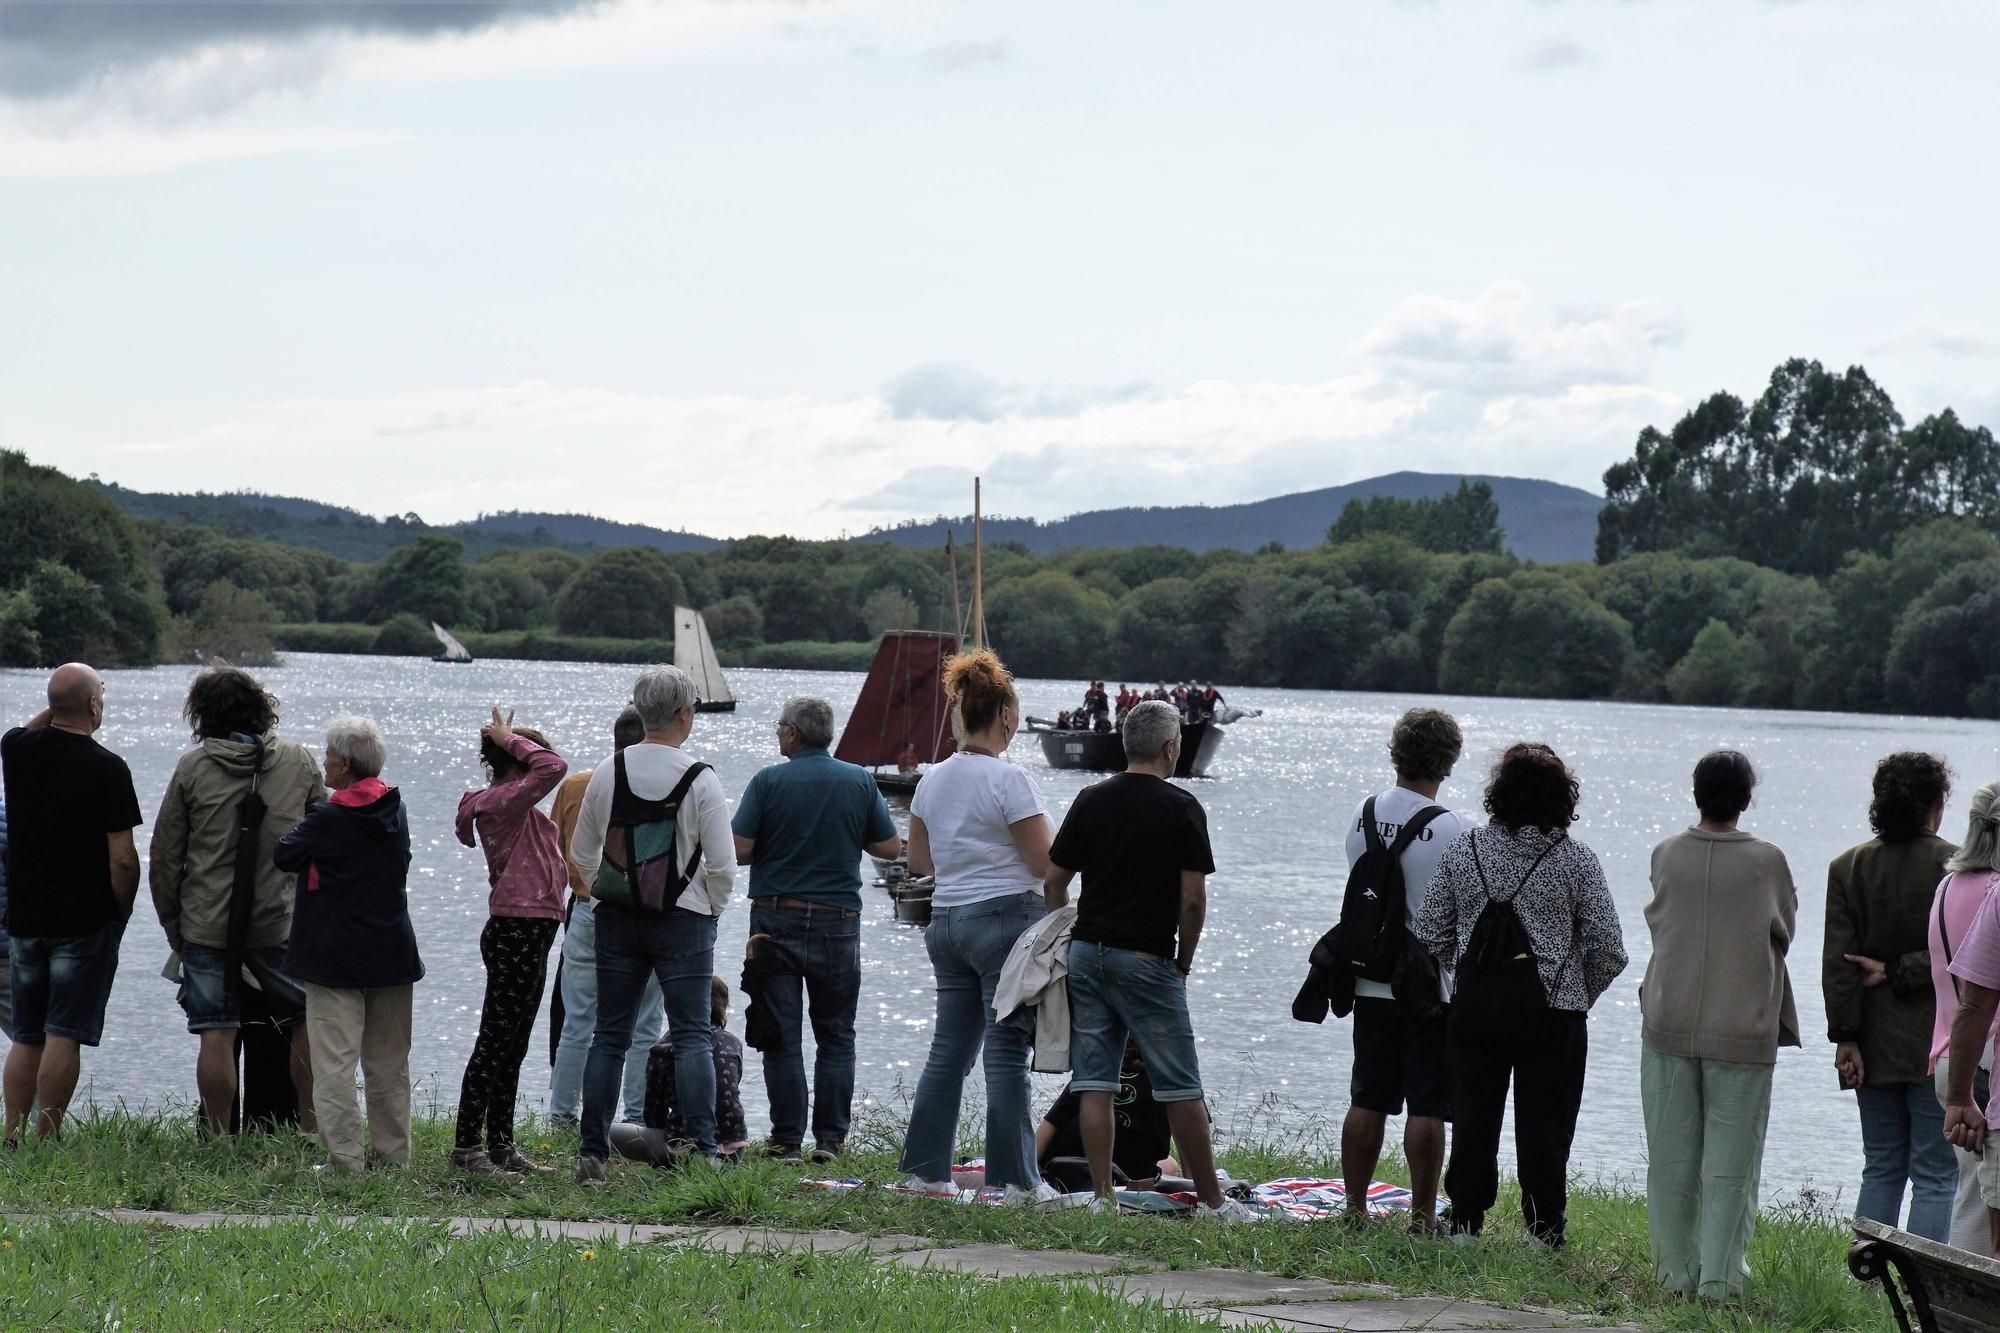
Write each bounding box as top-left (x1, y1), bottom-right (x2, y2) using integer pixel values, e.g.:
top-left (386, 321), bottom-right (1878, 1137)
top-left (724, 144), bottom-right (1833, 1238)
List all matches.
top-left (1339, 708), bottom-right (1479, 1232)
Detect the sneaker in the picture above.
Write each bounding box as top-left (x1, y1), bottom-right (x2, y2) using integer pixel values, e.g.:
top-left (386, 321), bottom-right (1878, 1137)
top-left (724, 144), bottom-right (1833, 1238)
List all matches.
top-left (1196, 1197), bottom-right (1266, 1223)
top-left (1086, 1195), bottom-right (1117, 1216)
top-left (574, 1155), bottom-right (608, 1184)
top-left (899, 1176), bottom-right (958, 1197)
top-left (807, 1144), bottom-right (842, 1166)
top-left (449, 1148), bottom-right (521, 1179)
top-left (492, 1148), bottom-right (556, 1177)
top-left (311, 1161), bottom-right (362, 1178)
top-left (756, 1140), bottom-right (805, 1164)
top-left (1002, 1181), bottom-right (1065, 1207)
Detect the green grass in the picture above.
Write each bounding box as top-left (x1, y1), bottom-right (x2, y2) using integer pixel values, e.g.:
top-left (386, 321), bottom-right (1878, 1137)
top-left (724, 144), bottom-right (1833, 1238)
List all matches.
top-left (0, 1111), bottom-right (1892, 1333)
top-left (0, 1216), bottom-right (1205, 1331)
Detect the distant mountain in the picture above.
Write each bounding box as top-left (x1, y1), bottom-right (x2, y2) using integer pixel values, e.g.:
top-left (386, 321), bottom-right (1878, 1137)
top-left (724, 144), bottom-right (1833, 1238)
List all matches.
top-left (89, 483), bottom-right (721, 563)
top-left (856, 473), bottom-right (1604, 563)
top-left (92, 471), bottom-right (1602, 564)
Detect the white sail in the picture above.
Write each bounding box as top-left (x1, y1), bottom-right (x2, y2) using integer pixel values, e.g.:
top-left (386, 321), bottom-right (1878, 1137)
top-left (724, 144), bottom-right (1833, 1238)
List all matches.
top-left (431, 621), bottom-right (472, 662)
top-left (674, 606), bottom-right (733, 705)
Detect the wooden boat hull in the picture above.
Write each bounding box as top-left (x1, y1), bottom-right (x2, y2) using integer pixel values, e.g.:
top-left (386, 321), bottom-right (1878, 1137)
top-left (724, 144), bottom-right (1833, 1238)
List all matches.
top-left (695, 700), bottom-right (736, 713)
top-left (1035, 721), bottom-right (1223, 778)
top-left (873, 772), bottom-right (922, 796)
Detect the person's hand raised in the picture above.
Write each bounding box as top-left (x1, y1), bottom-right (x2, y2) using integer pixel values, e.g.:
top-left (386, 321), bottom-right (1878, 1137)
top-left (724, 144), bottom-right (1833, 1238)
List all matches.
top-left (481, 707), bottom-right (515, 746)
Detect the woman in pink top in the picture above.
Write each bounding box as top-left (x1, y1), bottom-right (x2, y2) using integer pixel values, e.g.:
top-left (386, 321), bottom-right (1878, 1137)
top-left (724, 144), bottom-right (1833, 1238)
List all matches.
top-left (449, 709), bottom-right (568, 1177)
top-left (1931, 780), bottom-right (2000, 1253)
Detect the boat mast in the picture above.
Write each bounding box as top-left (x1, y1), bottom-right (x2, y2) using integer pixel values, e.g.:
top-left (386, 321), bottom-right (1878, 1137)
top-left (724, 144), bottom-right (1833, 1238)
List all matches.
top-left (945, 529), bottom-right (965, 641)
top-left (970, 477), bottom-right (986, 650)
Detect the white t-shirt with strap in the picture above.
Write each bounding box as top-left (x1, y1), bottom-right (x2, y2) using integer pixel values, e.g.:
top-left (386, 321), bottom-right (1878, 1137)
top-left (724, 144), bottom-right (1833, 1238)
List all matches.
top-left (911, 752), bottom-right (1049, 909)
top-left (1343, 786), bottom-right (1480, 1001)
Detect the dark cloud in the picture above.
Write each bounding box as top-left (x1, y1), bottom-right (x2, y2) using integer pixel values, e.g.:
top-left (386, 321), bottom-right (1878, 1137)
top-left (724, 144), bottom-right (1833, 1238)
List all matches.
top-left (921, 37), bottom-right (1008, 74)
top-left (882, 361), bottom-right (1151, 423)
top-left (1516, 38), bottom-right (1590, 72)
top-left (0, 1), bottom-right (604, 100)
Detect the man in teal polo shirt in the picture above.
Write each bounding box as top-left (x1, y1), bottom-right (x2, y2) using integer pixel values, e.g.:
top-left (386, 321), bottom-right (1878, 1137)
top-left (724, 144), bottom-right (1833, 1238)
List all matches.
top-left (732, 696), bottom-right (901, 1162)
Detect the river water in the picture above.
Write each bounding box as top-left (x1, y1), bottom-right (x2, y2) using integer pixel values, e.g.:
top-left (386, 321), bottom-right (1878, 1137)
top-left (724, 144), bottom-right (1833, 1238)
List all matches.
top-left (5, 653), bottom-right (1996, 1200)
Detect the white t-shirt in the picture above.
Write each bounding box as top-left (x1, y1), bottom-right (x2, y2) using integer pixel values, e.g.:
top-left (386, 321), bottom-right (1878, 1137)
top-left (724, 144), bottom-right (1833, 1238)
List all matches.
top-left (911, 752), bottom-right (1050, 908)
top-left (570, 741), bottom-right (736, 917)
top-left (1343, 786), bottom-right (1480, 1000)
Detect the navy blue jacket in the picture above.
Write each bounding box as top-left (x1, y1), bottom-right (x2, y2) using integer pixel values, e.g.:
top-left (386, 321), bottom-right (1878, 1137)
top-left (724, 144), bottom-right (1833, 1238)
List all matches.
top-left (275, 784), bottom-right (424, 990)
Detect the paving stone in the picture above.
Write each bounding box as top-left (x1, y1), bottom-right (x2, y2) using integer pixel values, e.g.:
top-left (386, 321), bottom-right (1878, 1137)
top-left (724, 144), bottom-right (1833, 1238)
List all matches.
top-left (890, 1243), bottom-right (1148, 1277)
top-left (1088, 1269), bottom-right (1370, 1308)
top-left (669, 1227), bottom-right (886, 1254)
top-left (1209, 1298), bottom-right (1577, 1331)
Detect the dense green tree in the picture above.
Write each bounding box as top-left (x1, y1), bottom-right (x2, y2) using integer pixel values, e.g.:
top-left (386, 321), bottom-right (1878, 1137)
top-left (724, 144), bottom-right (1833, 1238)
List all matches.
top-left (1665, 619), bottom-right (1757, 706)
top-left (367, 533), bottom-right (472, 626)
top-left (372, 613), bottom-right (435, 656)
top-left (1328, 481), bottom-right (1504, 555)
top-left (1268, 585), bottom-right (1395, 689)
top-left (702, 596), bottom-right (764, 646)
top-left (759, 564), bottom-right (862, 642)
top-left (1107, 578), bottom-right (1196, 680)
top-left (26, 561), bottom-right (120, 664)
top-left (1440, 571), bottom-right (1632, 699)
top-left (554, 547), bottom-right (686, 639)
top-left (0, 452), bottom-right (163, 664)
top-left (166, 584), bottom-right (280, 667)
top-left (984, 571), bottom-right (1112, 680)
top-left (0, 589), bottom-right (41, 666)
top-left (1885, 557), bottom-right (2000, 718)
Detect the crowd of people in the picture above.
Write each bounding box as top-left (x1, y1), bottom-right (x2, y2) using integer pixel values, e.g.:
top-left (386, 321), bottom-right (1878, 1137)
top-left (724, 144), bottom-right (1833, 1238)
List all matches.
top-left (1053, 681), bottom-right (1227, 732)
top-left (2, 652), bottom-right (1999, 1294)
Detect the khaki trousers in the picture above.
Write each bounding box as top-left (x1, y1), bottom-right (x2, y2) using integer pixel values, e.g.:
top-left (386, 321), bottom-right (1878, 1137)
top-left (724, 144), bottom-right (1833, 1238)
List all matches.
top-left (303, 982), bottom-right (413, 1171)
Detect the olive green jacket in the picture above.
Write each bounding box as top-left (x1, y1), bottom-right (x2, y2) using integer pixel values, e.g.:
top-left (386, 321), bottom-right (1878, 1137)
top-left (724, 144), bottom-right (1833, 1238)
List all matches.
top-left (150, 736), bottom-right (327, 952)
top-left (1822, 833), bottom-right (1956, 1088)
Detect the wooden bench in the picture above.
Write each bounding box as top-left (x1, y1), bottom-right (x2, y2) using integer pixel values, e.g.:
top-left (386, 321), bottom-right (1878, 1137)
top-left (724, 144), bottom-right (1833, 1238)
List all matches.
top-left (1849, 1217), bottom-right (2000, 1333)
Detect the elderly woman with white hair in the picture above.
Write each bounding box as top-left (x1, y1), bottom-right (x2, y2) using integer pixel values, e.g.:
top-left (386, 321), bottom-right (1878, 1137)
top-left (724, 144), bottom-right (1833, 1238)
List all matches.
top-left (274, 716), bottom-right (425, 1175)
top-left (568, 665), bottom-right (736, 1180)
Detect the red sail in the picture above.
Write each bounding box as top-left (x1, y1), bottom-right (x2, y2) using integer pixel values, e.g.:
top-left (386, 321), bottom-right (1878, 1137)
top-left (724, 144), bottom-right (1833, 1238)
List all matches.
top-left (835, 631), bottom-right (960, 769)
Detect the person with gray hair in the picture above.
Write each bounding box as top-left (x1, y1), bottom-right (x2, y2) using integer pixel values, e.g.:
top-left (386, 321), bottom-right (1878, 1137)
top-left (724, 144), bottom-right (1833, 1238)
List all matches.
top-left (730, 696), bottom-right (901, 1162)
top-left (1931, 780), bottom-right (2000, 1255)
top-left (275, 715), bottom-right (425, 1173)
top-left (3, 664), bottom-right (142, 1145)
top-left (569, 665), bottom-right (736, 1179)
top-left (1043, 700), bottom-right (1256, 1220)
top-left (1335, 707), bottom-right (1479, 1233)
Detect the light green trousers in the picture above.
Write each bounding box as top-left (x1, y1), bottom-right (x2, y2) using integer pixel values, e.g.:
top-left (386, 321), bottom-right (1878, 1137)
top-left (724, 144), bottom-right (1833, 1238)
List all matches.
top-left (1640, 1045), bottom-right (1774, 1300)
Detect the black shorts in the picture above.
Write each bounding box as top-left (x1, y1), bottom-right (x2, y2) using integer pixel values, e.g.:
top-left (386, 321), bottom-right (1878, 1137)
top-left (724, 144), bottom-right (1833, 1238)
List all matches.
top-left (1349, 995), bottom-right (1451, 1120)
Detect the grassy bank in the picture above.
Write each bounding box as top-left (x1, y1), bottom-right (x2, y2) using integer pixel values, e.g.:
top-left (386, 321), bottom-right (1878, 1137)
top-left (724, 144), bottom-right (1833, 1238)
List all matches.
top-left (273, 624), bottom-right (878, 670)
top-left (0, 1216), bottom-right (1197, 1331)
top-left (0, 1111), bottom-right (1889, 1332)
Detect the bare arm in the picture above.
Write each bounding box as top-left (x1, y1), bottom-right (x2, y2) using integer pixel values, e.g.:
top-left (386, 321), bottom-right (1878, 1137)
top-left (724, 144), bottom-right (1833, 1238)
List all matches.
top-left (906, 816), bottom-right (933, 878)
top-left (21, 707), bottom-right (51, 731)
top-left (1044, 864), bottom-right (1076, 911)
top-left (106, 828), bottom-right (139, 913)
top-left (1176, 871), bottom-right (1206, 975)
top-left (1009, 813), bottom-right (1054, 882)
top-left (866, 832), bottom-right (904, 860)
top-left (733, 834), bottom-right (756, 865)
top-left (1943, 981), bottom-right (1999, 1155)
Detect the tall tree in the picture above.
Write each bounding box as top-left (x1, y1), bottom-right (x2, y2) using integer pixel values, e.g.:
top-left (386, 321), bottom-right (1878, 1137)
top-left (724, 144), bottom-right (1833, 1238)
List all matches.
top-left (1327, 481), bottom-right (1504, 555)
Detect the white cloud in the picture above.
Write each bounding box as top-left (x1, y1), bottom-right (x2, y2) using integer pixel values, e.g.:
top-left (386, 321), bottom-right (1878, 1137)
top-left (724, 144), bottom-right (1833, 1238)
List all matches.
top-left (882, 362), bottom-right (1152, 423)
top-left (921, 37), bottom-right (1010, 73)
top-left (1517, 38), bottom-right (1591, 72)
top-left (1864, 317), bottom-right (2000, 359)
top-left (1352, 279), bottom-right (1684, 391)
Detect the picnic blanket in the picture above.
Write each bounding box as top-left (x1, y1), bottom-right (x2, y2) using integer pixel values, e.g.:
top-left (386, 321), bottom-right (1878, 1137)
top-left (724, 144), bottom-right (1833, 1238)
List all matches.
top-left (799, 1169), bottom-right (1437, 1220)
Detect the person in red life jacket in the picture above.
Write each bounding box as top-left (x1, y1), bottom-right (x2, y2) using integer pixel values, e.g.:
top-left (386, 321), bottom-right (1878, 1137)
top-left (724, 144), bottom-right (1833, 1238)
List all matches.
top-left (449, 709), bottom-right (569, 1177)
top-left (275, 715), bottom-right (425, 1174)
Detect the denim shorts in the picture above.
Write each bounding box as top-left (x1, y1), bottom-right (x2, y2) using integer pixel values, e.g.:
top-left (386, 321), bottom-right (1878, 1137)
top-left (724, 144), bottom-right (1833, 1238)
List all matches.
top-left (178, 942), bottom-right (308, 1032)
top-left (9, 915), bottom-right (127, 1047)
top-left (1066, 939), bottom-right (1203, 1102)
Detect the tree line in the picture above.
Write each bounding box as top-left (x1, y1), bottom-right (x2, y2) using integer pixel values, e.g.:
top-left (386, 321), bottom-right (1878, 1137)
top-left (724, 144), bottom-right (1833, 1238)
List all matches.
top-left (5, 356), bottom-right (1998, 717)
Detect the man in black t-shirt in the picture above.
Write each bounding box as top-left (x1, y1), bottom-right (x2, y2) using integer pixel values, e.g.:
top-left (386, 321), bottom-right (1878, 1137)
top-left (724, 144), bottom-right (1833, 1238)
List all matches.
top-left (1044, 701), bottom-right (1256, 1221)
top-left (2, 664), bottom-right (143, 1144)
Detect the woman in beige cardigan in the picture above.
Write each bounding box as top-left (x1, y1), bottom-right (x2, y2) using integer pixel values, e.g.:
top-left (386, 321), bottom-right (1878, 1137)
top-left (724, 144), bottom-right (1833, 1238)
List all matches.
top-left (1640, 751), bottom-right (1799, 1301)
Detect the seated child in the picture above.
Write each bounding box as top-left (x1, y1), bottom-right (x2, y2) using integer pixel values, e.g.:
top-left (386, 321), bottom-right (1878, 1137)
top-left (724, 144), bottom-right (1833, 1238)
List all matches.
top-left (1034, 1037), bottom-right (1181, 1188)
top-left (609, 976), bottom-right (749, 1164)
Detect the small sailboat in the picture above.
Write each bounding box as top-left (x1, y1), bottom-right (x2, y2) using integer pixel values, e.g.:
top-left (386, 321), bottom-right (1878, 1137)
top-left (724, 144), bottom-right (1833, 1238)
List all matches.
top-left (835, 630), bottom-right (959, 795)
top-left (675, 606), bottom-right (736, 713)
top-left (431, 622), bottom-right (473, 664)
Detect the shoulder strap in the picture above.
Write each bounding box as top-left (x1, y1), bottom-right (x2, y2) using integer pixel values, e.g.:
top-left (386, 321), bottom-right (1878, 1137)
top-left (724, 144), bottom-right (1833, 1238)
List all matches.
top-left (1360, 797), bottom-right (1383, 858)
top-left (1497, 836), bottom-right (1563, 905)
top-left (1387, 804), bottom-right (1448, 859)
top-left (612, 748), bottom-right (631, 801)
top-left (664, 761), bottom-right (711, 810)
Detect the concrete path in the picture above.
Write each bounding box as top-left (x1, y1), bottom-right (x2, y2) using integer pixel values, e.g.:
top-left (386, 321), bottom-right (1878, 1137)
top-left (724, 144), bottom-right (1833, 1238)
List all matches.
top-left (15, 1210), bottom-right (1644, 1332)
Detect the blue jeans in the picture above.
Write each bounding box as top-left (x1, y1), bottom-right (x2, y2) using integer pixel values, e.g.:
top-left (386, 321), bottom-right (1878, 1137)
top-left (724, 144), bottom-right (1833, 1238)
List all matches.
top-left (1065, 940), bottom-right (1204, 1102)
top-left (1855, 1082), bottom-right (1956, 1243)
top-left (549, 899), bottom-right (662, 1122)
top-left (750, 898), bottom-right (862, 1151)
top-left (581, 902), bottom-right (717, 1160)
top-left (898, 891), bottom-right (1045, 1191)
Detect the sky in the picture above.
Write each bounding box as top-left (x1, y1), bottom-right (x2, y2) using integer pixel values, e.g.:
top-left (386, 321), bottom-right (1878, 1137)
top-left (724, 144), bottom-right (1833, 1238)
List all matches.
top-left (2, 0), bottom-right (1997, 540)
